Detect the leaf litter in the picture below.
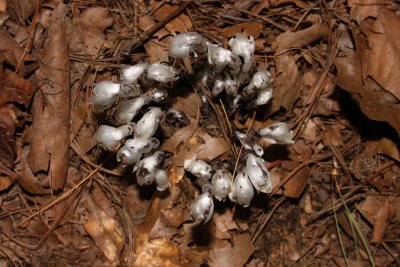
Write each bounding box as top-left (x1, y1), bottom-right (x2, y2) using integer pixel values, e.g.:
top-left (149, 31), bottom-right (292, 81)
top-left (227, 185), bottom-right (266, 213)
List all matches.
top-left (0, 0), bottom-right (399, 266)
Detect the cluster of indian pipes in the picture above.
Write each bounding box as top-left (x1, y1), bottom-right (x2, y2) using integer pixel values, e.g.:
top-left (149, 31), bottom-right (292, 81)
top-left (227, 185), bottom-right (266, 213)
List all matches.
top-left (92, 32), bottom-right (294, 223)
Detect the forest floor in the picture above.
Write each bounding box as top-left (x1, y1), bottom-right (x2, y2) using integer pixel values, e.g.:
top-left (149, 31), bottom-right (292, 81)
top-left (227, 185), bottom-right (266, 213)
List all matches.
top-left (0, 0), bottom-right (399, 266)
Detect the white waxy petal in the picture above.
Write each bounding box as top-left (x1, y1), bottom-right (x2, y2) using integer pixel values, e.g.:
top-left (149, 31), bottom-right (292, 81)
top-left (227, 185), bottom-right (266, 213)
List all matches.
top-left (189, 192), bottom-right (214, 223)
top-left (228, 170), bottom-right (254, 207)
top-left (229, 33), bottom-right (255, 72)
top-left (134, 151), bottom-right (164, 186)
top-left (154, 169), bottom-right (170, 191)
top-left (169, 32), bottom-right (204, 58)
top-left (92, 80), bottom-right (121, 112)
top-left (120, 63), bottom-right (149, 84)
top-left (184, 159), bottom-right (212, 180)
top-left (94, 123), bottom-right (135, 149)
top-left (259, 122), bottom-right (294, 144)
top-left (134, 107), bottom-right (164, 139)
top-left (211, 169), bottom-right (233, 201)
top-left (147, 62), bottom-right (178, 82)
top-left (206, 42), bottom-right (237, 71)
top-left (255, 88), bottom-right (273, 106)
top-left (116, 146), bottom-right (142, 166)
top-left (113, 97), bottom-right (148, 124)
top-left (253, 143), bottom-right (264, 157)
top-left (242, 69), bottom-right (273, 98)
top-left (246, 154), bottom-right (272, 193)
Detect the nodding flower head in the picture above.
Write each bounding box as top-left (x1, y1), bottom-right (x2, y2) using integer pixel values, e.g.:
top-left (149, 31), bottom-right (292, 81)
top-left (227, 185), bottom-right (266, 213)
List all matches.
top-left (147, 62), bottom-right (178, 82)
top-left (228, 170), bottom-right (254, 207)
top-left (134, 107), bottom-right (164, 139)
top-left (92, 80), bottom-right (121, 113)
top-left (94, 123), bottom-right (135, 149)
top-left (154, 169), bottom-right (170, 191)
top-left (120, 63), bottom-right (149, 85)
top-left (246, 153), bottom-right (272, 194)
top-left (259, 122), bottom-right (294, 145)
top-left (189, 191), bottom-right (214, 223)
top-left (169, 32), bottom-right (204, 58)
top-left (113, 97), bottom-right (148, 125)
top-left (211, 169), bottom-right (233, 201)
top-left (229, 33), bottom-right (255, 72)
top-left (184, 159), bottom-right (213, 180)
top-left (134, 151), bottom-right (164, 186)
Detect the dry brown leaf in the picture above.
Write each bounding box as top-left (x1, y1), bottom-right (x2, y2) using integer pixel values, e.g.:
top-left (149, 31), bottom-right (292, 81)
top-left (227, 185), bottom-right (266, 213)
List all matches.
top-left (283, 166), bottom-right (310, 198)
top-left (268, 23), bottom-right (329, 116)
top-left (0, 175), bottom-right (12, 191)
top-left (138, 16), bottom-right (170, 63)
top-left (222, 22), bottom-right (264, 39)
top-left (0, 73), bottom-right (34, 107)
top-left (152, 3), bottom-right (192, 34)
top-left (0, 106), bottom-right (17, 169)
top-left (25, 3), bottom-right (70, 192)
top-left (373, 137), bottom-right (400, 162)
top-left (208, 234), bottom-right (255, 267)
top-left (351, 2), bottom-right (400, 100)
top-left (0, 28), bottom-right (37, 76)
top-left (70, 7), bottom-right (113, 56)
top-left (371, 198), bottom-right (393, 244)
top-left (84, 195), bottom-right (124, 263)
top-left (134, 237), bottom-right (181, 267)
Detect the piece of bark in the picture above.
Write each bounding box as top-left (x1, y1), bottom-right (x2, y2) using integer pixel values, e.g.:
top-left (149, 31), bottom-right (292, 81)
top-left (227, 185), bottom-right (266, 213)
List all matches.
top-left (23, 4), bottom-right (70, 192)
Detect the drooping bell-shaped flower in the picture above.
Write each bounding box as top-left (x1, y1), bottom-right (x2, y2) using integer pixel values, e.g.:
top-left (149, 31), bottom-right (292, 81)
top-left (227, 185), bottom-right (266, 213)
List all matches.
top-left (116, 137), bottom-right (160, 166)
top-left (147, 62), bottom-right (178, 82)
top-left (154, 169), bottom-right (170, 191)
top-left (255, 88), bottom-right (273, 106)
top-left (92, 80), bottom-right (121, 112)
top-left (134, 151), bottom-right (164, 186)
top-left (113, 97), bottom-right (148, 124)
top-left (211, 169), bottom-right (233, 201)
top-left (189, 191), bottom-right (214, 223)
top-left (165, 107), bottom-right (190, 127)
top-left (228, 33), bottom-right (255, 72)
top-left (246, 153), bottom-right (272, 193)
top-left (120, 63), bottom-right (149, 84)
top-left (134, 107), bottom-right (164, 139)
top-left (94, 123), bottom-right (135, 149)
top-left (228, 170), bottom-right (254, 207)
top-left (259, 122), bottom-right (294, 144)
top-left (242, 69), bottom-right (273, 99)
top-left (169, 32), bottom-right (204, 58)
top-left (206, 42), bottom-right (238, 72)
top-left (116, 146), bottom-right (142, 166)
top-left (184, 159), bottom-right (213, 180)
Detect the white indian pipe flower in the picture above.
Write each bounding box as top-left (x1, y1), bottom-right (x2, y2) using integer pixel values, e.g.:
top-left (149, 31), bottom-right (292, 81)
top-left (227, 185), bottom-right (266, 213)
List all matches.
top-left (154, 169), bottom-right (170, 191)
top-left (116, 147), bottom-right (142, 166)
top-left (189, 191), bottom-right (214, 223)
top-left (94, 123), bottom-right (135, 149)
top-left (229, 33), bottom-right (255, 72)
top-left (134, 107), bottom-right (164, 139)
top-left (246, 153), bottom-right (272, 193)
top-left (255, 88), bottom-right (273, 106)
top-left (92, 80), bottom-right (121, 112)
top-left (147, 62), bottom-right (178, 82)
top-left (206, 42), bottom-right (238, 72)
top-left (134, 151), bottom-right (164, 186)
top-left (120, 63), bottom-right (149, 84)
top-left (228, 170), bottom-right (254, 207)
top-left (242, 69), bottom-right (273, 98)
top-left (113, 97), bottom-right (148, 124)
top-left (116, 137), bottom-right (160, 166)
top-left (253, 143), bottom-right (264, 157)
top-left (169, 32), bottom-right (204, 58)
top-left (184, 159), bottom-right (213, 180)
top-left (124, 137), bottom-right (160, 153)
top-left (149, 88), bottom-right (168, 103)
top-left (259, 122), bottom-right (294, 144)
top-left (211, 169), bottom-right (233, 201)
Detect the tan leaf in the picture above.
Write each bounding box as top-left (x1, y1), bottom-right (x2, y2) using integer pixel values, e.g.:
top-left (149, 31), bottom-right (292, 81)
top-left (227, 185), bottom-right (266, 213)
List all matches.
top-left (84, 195), bottom-right (124, 263)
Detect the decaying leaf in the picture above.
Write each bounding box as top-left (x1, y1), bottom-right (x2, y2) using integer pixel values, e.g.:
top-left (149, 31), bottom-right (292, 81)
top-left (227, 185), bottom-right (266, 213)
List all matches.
top-left (283, 166), bottom-right (310, 198)
top-left (208, 234), bottom-right (255, 267)
top-left (134, 237), bottom-right (181, 267)
top-left (24, 3), bottom-right (70, 192)
top-left (84, 195), bottom-right (124, 263)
